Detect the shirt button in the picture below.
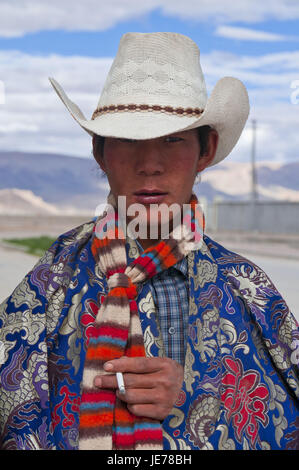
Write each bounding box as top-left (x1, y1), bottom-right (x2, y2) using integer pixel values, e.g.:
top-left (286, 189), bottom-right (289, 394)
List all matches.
top-left (168, 326), bottom-right (176, 335)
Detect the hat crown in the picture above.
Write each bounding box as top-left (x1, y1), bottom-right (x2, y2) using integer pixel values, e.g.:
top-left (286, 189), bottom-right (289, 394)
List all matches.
top-left (97, 32), bottom-right (208, 110)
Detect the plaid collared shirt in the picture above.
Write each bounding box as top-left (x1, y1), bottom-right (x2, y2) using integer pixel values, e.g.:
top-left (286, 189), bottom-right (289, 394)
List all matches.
top-left (136, 240), bottom-right (189, 366)
top-left (148, 257), bottom-right (189, 366)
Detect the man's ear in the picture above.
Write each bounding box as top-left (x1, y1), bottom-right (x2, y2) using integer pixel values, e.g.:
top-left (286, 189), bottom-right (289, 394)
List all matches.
top-left (197, 129), bottom-right (219, 172)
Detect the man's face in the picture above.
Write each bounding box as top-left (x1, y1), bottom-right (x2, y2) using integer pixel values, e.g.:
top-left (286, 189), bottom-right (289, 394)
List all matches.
top-left (95, 128), bottom-right (218, 243)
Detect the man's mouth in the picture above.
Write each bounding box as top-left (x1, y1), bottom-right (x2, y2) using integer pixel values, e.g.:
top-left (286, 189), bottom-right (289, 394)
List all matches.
top-left (133, 189), bottom-right (168, 203)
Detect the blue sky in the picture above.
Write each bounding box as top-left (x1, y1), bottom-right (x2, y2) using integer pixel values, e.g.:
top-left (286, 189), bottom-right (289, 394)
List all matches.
top-left (0, 0), bottom-right (299, 165)
top-left (1, 10), bottom-right (299, 58)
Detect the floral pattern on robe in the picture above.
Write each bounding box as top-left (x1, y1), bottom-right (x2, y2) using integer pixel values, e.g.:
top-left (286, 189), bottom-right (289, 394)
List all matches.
top-left (0, 219), bottom-right (298, 450)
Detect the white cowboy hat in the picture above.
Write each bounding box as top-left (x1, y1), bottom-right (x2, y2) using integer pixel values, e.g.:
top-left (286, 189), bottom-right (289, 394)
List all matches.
top-left (49, 32), bottom-right (249, 167)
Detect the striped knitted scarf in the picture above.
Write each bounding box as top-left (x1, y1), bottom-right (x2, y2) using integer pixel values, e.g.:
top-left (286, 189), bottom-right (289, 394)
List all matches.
top-left (78, 192), bottom-right (204, 450)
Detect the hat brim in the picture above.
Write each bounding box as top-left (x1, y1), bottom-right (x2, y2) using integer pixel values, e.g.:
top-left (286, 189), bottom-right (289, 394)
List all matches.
top-left (49, 76), bottom-right (249, 167)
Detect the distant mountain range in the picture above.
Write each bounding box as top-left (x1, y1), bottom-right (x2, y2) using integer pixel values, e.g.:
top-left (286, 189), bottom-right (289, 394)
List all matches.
top-left (0, 150), bottom-right (108, 215)
top-left (0, 150), bottom-right (299, 215)
top-left (202, 160), bottom-right (299, 202)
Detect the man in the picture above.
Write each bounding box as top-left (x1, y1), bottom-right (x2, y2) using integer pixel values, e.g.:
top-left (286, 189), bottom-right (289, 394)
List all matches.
top-left (0, 32), bottom-right (298, 450)
top-left (87, 126), bottom-right (217, 425)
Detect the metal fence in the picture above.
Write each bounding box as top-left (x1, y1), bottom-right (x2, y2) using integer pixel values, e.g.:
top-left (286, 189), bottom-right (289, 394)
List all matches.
top-left (205, 200), bottom-right (299, 234)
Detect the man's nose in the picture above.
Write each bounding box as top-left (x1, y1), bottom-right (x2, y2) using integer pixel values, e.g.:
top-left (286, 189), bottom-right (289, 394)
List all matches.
top-left (135, 141), bottom-right (164, 176)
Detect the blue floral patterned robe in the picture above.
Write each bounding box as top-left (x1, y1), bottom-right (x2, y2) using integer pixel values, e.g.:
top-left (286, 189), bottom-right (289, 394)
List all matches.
top-left (0, 218), bottom-right (298, 450)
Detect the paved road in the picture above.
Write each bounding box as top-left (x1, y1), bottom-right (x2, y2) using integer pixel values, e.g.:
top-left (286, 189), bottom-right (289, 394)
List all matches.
top-left (0, 244), bottom-right (298, 322)
top-left (0, 245), bottom-right (38, 303)
top-left (238, 252), bottom-right (298, 321)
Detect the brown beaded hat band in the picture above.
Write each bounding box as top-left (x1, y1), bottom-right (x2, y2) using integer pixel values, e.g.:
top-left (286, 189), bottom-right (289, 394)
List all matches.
top-left (91, 104), bottom-right (204, 120)
top-left (49, 32), bottom-right (249, 167)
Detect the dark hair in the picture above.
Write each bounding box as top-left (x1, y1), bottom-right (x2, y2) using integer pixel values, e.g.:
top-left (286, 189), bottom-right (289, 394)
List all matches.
top-left (92, 125), bottom-right (212, 160)
top-left (93, 134), bottom-right (105, 160)
top-left (197, 125), bottom-right (212, 156)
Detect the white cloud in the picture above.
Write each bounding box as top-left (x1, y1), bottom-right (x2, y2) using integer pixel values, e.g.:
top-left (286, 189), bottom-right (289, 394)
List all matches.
top-left (0, 47), bottom-right (299, 164)
top-left (0, 50), bottom-right (113, 156)
top-left (0, 80), bottom-right (5, 104)
top-left (0, 0), bottom-right (160, 38)
top-left (1, 0), bottom-right (299, 37)
top-left (199, 49), bottom-right (299, 163)
top-left (215, 25), bottom-right (298, 42)
top-left (160, 0), bottom-right (299, 23)
top-left (201, 49), bottom-right (299, 93)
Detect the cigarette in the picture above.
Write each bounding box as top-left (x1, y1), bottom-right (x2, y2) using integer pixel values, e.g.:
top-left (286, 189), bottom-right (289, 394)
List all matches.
top-left (116, 372), bottom-right (126, 394)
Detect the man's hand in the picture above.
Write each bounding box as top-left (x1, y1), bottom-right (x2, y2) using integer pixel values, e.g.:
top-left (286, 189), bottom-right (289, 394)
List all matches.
top-left (94, 356), bottom-right (184, 421)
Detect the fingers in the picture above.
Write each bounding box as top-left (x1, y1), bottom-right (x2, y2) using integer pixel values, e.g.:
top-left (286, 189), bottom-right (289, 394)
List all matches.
top-left (93, 373), bottom-right (161, 413)
top-left (126, 403), bottom-right (168, 420)
top-left (92, 356), bottom-right (184, 421)
top-left (103, 356), bottom-right (163, 374)
top-left (116, 387), bottom-right (170, 420)
top-left (94, 371), bottom-right (154, 390)
top-left (117, 388), bottom-right (155, 405)
top-left (103, 356), bottom-right (183, 380)
top-left (93, 356), bottom-right (163, 389)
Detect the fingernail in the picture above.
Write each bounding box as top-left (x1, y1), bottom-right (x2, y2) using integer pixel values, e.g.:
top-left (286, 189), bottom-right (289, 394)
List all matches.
top-left (104, 362), bottom-right (113, 371)
top-left (94, 377), bottom-right (102, 388)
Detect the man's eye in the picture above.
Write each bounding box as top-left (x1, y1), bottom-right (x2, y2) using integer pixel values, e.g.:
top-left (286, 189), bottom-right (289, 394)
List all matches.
top-left (165, 136), bottom-right (183, 143)
top-left (117, 138), bottom-right (137, 143)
